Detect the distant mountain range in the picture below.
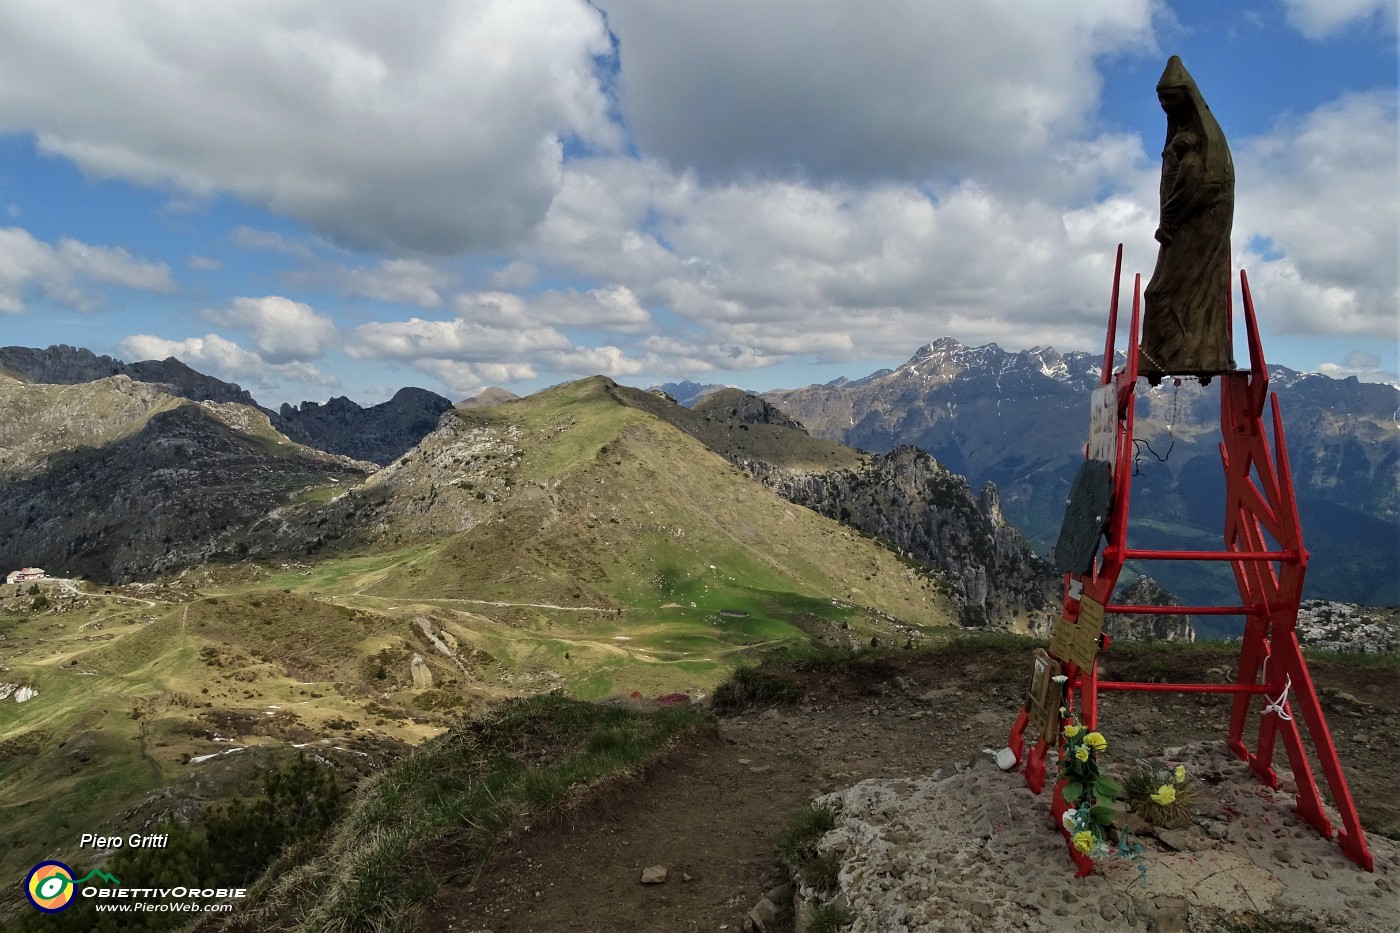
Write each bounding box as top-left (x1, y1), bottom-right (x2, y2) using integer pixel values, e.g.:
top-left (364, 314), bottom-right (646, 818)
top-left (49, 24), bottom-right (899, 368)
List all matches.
top-left (274, 388), bottom-right (453, 465)
top-left (6, 340), bottom-right (1393, 638)
top-left (0, 343), bottom-right (259, 404)
top-left (0, 344), bottom-right (1082, 636)
top-left (0, 371), bottom-right (372, 580)
top-left (0, 344), bottom-right (453, 466)
top-left (755, 338), bottom-right (1399, 618)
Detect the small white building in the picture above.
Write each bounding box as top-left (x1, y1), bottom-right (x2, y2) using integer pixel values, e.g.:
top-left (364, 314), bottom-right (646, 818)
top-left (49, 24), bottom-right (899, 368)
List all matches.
top-left (6, 567), bottom-right (46, 585)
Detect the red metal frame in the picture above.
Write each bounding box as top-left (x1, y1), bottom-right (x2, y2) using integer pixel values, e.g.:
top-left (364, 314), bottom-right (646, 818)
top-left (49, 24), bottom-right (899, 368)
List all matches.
top-left (1007, 248), bottom-right (1373, 872)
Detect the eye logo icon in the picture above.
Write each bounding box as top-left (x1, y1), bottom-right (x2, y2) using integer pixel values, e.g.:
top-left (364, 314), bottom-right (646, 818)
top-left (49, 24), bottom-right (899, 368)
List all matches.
top-left (24, 862), bottom-right (120, 912)
top-left (25, 861), bottom-right (76, 912)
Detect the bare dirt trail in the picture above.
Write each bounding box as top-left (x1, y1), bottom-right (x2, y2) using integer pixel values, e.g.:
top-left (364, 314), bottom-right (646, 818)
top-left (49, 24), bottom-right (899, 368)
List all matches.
top-left (351, 591), bottom-right (621, 613)
top-left (417, 646), bottom-right (1400, 933)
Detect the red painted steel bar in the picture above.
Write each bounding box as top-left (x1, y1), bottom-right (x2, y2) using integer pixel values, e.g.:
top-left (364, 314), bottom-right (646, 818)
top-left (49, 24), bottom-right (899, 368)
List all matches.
top-left (1096, 681), bottom-right (1269, 694)
top-left (1104, 604), bottom-right (1252, 615)
top-left (1100, 244), bottom-right (1122, 385)
top-left (1109, 547), bottom-right (1295, 562)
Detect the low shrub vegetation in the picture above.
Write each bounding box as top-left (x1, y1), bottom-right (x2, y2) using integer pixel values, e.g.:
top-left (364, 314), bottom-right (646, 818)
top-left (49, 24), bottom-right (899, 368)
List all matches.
top-left (710, 663), bottom-right (801, 711)
top-left (197, 695), bottom-right (712, 932)
top-left (778, 803), bottom-right (840, 894)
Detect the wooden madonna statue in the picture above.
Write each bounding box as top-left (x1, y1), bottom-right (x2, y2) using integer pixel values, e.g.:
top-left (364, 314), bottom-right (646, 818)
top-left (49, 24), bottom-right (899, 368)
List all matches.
top-left (1139, 56), bottom-right (1236, 383)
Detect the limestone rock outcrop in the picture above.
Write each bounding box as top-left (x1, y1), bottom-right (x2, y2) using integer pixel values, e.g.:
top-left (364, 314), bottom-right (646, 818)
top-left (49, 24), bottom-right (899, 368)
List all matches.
top-left (1105, 576), bottom-right (1196, 642)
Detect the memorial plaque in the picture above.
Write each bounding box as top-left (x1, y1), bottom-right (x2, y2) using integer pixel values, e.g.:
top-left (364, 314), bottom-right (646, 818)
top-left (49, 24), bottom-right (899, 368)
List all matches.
top-left (1053, 460), bottom-right (1113, 575)
top-left (1048, 614), bottom-right (1075, 661)
top-left (1088, 384), bottom-right (1118, 469)
top-left (1027, 648), bottom-right (1063, 739)
top-left (1067, 596), bottom-right (1106, 671)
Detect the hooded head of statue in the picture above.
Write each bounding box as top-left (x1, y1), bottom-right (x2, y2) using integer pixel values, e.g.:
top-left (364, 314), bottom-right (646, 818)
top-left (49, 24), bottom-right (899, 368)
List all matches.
top-left (1155, 56), bottom-right (1233, 188)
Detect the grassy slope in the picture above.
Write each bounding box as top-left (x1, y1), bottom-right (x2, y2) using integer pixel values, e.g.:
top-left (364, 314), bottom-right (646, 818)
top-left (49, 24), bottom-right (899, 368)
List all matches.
top-left (216, 696), bottom-right (715, 933)
top-left (340, 378), bottom-right (958, 694)
top-left (0, 589), bottom-right (446, 897)
top-left (0, 376), bottom-right (956, 911)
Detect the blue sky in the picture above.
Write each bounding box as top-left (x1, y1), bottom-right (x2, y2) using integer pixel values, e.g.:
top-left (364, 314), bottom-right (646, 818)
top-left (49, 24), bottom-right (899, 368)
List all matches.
top-left (0, 0), bottom-right (1395, 406)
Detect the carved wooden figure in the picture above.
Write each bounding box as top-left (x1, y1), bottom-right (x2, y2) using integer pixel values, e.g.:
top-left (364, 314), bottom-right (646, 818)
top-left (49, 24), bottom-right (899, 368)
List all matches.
top-left (1139, 56), bottom-right (1236, 382)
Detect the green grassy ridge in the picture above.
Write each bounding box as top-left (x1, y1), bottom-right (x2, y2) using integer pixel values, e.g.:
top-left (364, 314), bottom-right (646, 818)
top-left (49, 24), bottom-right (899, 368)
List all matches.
top-left (351, 378), bottom-right (957, 632)
top-left (320, 377), bottom-right (962, 691)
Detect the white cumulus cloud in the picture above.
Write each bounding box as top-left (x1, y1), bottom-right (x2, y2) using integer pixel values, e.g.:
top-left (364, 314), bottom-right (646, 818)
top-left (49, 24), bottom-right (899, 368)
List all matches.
top-left (1315, 350), bottom-right (1397, 385)
top-left (347, 316), bottom-right (571, 362)
top-left (415, 359), bottom-right (539, 398)
top-left (345, 259), bottom-right (452, 309)
top-left (205, 296), bottom-right (338, 362)
top-left (0, 0), bottom-right (620, 254)
top-left (540, 345), bottom-right (647, 377)
top-left (0, 226), bottom-right (174, 312)
top-left (1282, 0), bottom-right (1397, 38)
top-left (527, 156), bottom-right (1160, 365)
top-left (118, 332), bottom-right (336, 389)
top-left (597, 0), bottom-right (1157, 180)
top-left (1235, 90), bottom-right (1398, 339)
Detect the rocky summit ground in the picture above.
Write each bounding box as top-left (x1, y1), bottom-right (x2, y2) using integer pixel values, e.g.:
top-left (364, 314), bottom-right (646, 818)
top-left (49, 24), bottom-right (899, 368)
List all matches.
top-left (416, 643), bottom-right (1399, 933)
top-left (819, 741), bottom-right (1397, 932)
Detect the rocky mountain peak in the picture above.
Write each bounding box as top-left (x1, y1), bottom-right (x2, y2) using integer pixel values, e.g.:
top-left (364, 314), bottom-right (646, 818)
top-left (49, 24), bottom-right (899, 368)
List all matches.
top-left (977, 482), bottom-right (1005, 527)
top-left (891, 338), bottom-right (983, 384)
top-left (458, 386), bottom-right (522, 409)
top-left (693, 388), bottom-right (807, 433)
top-left (391, 386), bottom-right (445, 404)
top-left (272, 388), bottom-right (454, 466)
top-left (1022, 345), bottom-right (1068, 380)
top-left (910, 337), bottom-right (964, 359)
top-left (1106, 576), bottom-right (1196, 642)
top-left (892, 338), bottom-right (1109, 389)
top-left (0, 345), bottom-right (256, 405)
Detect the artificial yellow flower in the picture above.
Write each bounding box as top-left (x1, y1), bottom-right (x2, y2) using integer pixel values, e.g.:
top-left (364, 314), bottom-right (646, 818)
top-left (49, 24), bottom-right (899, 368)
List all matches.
top-left (1151, 784), bottom-right (1177, 805)
top-left (1174, 764), bottom-right (1186, 783)
top-left (1084, 732), bottom-right (1107, 753)
top-left (1072, 830), bottom-right (1095, 854)
top-left (1064, 724), bottom-right (1082, 739)
top-left (1075, 746), bottom-right (1089, 762)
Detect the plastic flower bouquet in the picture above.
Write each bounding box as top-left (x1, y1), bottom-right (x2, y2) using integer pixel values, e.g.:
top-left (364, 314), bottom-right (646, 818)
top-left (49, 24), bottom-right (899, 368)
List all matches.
top-left (1053, 720), bottom-right (1143, 876)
